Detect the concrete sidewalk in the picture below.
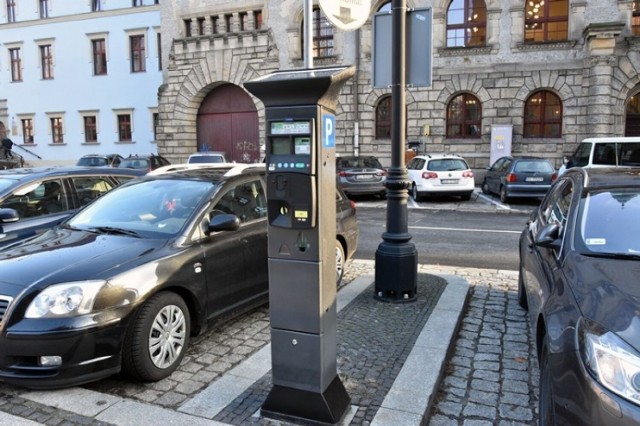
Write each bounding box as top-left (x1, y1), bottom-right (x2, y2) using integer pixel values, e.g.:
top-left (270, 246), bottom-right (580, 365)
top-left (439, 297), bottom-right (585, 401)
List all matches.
top-left (0, 261), bottom-right (536, 425)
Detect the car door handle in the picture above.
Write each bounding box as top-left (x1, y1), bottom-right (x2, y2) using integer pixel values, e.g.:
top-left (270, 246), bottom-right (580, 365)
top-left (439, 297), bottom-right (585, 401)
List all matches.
top-left (193, 262), bottom-right (202, 274)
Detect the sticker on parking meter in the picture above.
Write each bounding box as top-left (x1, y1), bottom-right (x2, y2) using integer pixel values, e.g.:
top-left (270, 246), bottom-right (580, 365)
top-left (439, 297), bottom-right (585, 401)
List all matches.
top-left (323, 114), bottom-right (335, 148)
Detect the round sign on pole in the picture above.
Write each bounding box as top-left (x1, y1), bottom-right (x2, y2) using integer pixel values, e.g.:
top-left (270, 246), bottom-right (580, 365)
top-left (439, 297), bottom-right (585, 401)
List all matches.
top-left (319, 0), bottom-right (372, 31)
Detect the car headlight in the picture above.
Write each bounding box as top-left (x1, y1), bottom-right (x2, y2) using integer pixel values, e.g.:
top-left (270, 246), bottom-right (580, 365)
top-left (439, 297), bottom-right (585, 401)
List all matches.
top-left (25, 281), bottom-right (107, 319)
top-left (578, 317), bottom-right (640, 405)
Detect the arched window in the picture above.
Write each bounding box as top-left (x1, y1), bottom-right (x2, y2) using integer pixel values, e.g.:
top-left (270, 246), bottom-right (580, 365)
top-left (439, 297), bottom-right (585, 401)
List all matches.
top-left (446, 93), bottom-right (482, 138)
top-left (633, 1), bottom-right (640, 36)
top-left (625, 93), bottom-right (640, 136)
top-left (523, 91), bottom-right (562, 138)
top-left (375, 96), bottom-right (392, 139)
top-left (524, 0), bottom-right (568, 43)
top-left (446, 0), bottom-right (487, 47)
top-left (377, 2), bottom-right (391, 12)
top-left (301, 7), bottom-right (334, 59)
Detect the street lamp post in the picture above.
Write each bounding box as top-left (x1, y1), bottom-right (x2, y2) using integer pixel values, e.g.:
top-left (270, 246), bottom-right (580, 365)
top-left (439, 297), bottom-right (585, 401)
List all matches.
top-left (374, 0), bottom-right (418, 302)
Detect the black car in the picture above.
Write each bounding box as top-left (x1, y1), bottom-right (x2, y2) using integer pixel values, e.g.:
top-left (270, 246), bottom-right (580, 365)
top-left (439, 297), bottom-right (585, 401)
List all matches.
top-left (336, 155), bottom-right (387, 198)
top-left (0, 167), bottom-right (143, 249)
top-left (482, 156), bottom-right (557, 203)
top-left (518, 167), bottom-right (640, 425)
top-left (76, 154), bottom-right (124, 167)
top-left (119, 154), bottom-right (171, 172)
top-left (0, 164), bottom-right (358, 389)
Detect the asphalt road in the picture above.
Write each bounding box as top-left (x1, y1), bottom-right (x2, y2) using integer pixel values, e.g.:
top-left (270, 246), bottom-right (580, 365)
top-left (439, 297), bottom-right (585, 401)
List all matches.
top-left (353, 206), bottom-right (531, 271)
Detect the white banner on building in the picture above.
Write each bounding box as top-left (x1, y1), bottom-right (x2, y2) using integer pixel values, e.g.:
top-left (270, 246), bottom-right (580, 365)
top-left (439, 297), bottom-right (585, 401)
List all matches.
top-left (490, 125), bottom-right (513, 166)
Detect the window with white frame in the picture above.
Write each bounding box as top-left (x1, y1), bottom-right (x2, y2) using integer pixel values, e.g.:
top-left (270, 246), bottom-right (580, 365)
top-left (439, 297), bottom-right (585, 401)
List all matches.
top-left (80, 111), bottom-right (100, 143)
top-left (46, 113), bottom-right (65, 144)
top-left (126, 29), bottom-right (148, 73)
top-left (18, 115), bottom-right (35, 144)
top-left (88, 33), bottom-right (109, 76)
top-left (8, 46), bottom-right (22, 82)
top-left (114, 110), bottom-right (134, 142)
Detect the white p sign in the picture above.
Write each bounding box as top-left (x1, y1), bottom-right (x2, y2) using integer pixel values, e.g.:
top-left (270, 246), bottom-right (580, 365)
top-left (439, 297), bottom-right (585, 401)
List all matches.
top-left (323, 114), bottom-right (335, 148)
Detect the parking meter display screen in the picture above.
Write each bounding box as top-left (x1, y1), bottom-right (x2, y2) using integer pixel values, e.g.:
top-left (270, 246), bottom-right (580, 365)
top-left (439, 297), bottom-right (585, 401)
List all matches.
top-left (271, 121), bottom-right (311, 135)
top-left (272, 137), bottom-right (291, 155)
top-left (295, 137), bottom-right (311, 155)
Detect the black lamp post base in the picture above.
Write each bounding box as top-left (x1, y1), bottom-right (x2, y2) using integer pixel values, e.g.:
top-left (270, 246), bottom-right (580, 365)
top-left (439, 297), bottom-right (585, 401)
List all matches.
top-left (375, 240), bottom-right (418, 302)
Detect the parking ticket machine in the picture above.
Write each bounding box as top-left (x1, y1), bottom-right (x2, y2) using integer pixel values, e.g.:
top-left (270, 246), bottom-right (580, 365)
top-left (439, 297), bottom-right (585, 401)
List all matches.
top-left (244, 66), bottom-right (354, 425)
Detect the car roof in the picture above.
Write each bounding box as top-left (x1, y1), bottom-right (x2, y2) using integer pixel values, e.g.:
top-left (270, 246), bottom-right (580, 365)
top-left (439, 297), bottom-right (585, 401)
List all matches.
top-left (146, 163), bottom-right (265, 181)
top-left (580, 137), bottom-right (640, 143)
top-left (0, 166), bottom-right (143, 180)
top-left (414, 153), bottom-right (465, 160)
top-left (188, 152), bottom-right (225, 157)
top-left (567, 167), bottom-right (640, 189)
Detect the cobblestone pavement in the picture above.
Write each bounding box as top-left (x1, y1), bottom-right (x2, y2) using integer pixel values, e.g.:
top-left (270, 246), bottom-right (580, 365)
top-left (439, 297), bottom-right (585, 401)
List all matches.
top-left (426, 266), bottom-right (539, 426)
top-left (0, 261), bottom-right (539, 425)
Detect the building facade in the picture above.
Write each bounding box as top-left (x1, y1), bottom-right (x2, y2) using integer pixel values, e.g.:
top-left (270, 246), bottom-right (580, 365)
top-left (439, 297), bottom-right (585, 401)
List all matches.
top-left (157, 0), bottom-right (640, 171)
top-left (0, 0), bottom-right (161, 166)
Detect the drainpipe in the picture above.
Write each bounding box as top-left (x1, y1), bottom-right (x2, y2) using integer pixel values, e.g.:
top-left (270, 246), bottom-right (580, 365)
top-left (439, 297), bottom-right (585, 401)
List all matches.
top-left (353, 29), bottom-right (360, 156)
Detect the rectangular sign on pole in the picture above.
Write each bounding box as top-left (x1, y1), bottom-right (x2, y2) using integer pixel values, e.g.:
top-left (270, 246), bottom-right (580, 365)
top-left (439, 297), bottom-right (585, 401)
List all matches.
top-left (372, 8), bottom-right (433, 89)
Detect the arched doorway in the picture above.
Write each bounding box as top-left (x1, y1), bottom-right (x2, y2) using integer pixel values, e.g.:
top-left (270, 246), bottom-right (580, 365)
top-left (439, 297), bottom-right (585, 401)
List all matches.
top-left (197, 84), bottom-right (259, 163)
top-left (625, 92), bottom-right (640, 136)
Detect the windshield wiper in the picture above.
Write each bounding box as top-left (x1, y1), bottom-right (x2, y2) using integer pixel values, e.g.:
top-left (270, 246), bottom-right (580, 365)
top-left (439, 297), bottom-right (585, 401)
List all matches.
top-left (585, 252), bottom-right (640, 260)
top-left (87, 226), bottom-right (141, 238)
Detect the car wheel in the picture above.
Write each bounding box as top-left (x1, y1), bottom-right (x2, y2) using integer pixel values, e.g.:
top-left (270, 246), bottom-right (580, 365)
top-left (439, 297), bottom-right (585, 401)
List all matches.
top-left (500, 186), bottom-right (509, 204)
top-left (539, 335), bottom-right (556, 426)
top-left (481, 180), bottom-right (490, 195)
top-left (411, 184), bottom-right (420, 201)
top-left (123, 292), bottom-right (190, 382)
top-left (379, 191), bottom-right (387, 200)
top-left (460, 192), bottom-right (472, 201)
top-left (336, 240), bottom-right (345, 286)
top-left (518, 260), bottom-right (528, 309)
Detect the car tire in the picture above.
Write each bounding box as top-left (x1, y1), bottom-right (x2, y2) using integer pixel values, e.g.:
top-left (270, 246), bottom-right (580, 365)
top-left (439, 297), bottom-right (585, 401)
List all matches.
top-left (379, 191), bottom-right (387, 200)
top-left (411, 184), bottom-right (421, 201)
top-left (122, 292), bottom-right (190, 382)
top-left (518, 260), bottom-right (528, 309)
top-left (539, 335), bottom-right (556, 426)
top-left (460, 192), bottom-right (472, 201)
top-left (481, 180), bottom-right (490, 195)
top-left (500, 186), bottom-right (509, 204)
top-left (336, 240), bottom-right (345, 286)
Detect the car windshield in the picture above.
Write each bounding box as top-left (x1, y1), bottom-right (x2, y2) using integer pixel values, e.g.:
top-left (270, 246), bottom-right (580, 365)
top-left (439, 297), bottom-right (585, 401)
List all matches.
top-left (514, 160), bottom-right (554, 173)
top-left (577, 188), bottom-right (640, 256)
top-left (68, 179), bottom-right (214, 237)
top-left (337, 157), bottom-right (382, 169)
top-left (427, 159), bottom-right (468, 172)
top-left (0, 178), bottom-right (16, 193)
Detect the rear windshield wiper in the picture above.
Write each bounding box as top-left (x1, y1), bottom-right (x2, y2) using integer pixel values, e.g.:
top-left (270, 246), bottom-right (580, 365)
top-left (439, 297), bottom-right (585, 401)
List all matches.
top-left (87, 226), bottom-right (141, 238)
top-left (585, 251), bottom-right (640, 260)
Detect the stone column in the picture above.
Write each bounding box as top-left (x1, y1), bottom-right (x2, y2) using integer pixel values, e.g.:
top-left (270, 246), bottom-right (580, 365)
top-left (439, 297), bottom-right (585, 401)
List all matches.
top-left (583, 23), bottom-right (624, 136)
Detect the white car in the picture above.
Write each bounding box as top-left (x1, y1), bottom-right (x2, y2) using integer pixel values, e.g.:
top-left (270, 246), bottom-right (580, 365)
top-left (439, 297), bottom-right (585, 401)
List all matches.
top-left (407, 154), bottom-right (475, 201)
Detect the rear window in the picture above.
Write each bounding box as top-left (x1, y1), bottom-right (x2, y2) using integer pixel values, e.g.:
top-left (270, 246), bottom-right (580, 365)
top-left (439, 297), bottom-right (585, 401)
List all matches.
top-left (77, 157), bottom-right (108, 167)
top-left (337, 157), bottom-right (383, 169)
top-left (120, 159), bottom-right (149, 169)
top-left (514, 160), bottom-right (554, 173)
top-left (189, 155), bottom-right (224, 164)
top-left (427, 159), bottom-right (468, 172)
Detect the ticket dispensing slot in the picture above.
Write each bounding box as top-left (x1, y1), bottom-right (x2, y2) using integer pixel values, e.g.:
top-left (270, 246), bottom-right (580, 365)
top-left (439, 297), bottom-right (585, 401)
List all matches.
top-left (267, 121), bottom-right (316, 229)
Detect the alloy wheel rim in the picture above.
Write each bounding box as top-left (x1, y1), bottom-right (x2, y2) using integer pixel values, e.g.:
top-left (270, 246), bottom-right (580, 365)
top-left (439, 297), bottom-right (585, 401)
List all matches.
top-left (336, 245), bottom-right (344, 282)
top-left (149, 305), bottom-right (186, 369)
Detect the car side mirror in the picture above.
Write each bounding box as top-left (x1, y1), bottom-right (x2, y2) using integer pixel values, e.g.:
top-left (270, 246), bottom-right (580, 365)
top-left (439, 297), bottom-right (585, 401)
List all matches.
top-left (208, 213), bottom-right (240, 233)
top-left (534, 222), bottom-right (561, 249)
top-left (0, 208), bottom-right (20, 224)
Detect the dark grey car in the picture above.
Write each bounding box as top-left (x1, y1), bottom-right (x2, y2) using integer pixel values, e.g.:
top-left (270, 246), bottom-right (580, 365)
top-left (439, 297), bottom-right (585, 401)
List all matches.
top-left (482, 156), bottom-right (557, 203)
top-left (518, 167), bottom-right (640, 425)
top-left (336, 155), bottom-right (387, 198)
top-left (0, 167), bottom-right (143, 249)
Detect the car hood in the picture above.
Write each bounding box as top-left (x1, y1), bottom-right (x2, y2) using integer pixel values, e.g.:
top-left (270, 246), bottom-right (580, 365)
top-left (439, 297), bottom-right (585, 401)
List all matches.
top-left (0, 228), bottom-right (165, 293)
top-left (569, 252), bottom-right (640, 349)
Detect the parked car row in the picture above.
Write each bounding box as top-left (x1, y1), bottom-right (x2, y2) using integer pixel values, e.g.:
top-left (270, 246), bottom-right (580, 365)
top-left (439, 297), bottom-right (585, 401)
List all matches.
top-left (0, 163), bottom-right (358, 390)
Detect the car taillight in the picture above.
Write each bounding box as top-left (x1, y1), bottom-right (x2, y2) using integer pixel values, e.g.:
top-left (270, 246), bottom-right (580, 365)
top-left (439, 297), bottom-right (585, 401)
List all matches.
top-left (422, 171), bottom-right (438, 179)
top-left (377, 170), bottom-right (388, 177)
top-left (338, 171), bottom-right (347, 177)
top-left (350, 200), bottom-right (357, 211)
top-left (506, 173), bottom-right (517, 183)
top-left (551, 173), bottom-right (558, 181)
top-left (463, 171), bottom-right (474, 178)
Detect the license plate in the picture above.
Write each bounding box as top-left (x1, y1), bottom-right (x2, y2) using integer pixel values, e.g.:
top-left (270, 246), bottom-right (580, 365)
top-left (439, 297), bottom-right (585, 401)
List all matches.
top-left (441, 179), bottom-right (459, 184)
top-left (356, 174), bottom-right (373, 180)
top-left (526, 177), bottom-right (544, 182)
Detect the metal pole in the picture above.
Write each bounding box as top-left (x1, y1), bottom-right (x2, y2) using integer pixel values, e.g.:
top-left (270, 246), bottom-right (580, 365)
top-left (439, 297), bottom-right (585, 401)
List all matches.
top-left (374, 0), bottom-right (418, 302)
top-left (304, 0), bottom-right (313, 69)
